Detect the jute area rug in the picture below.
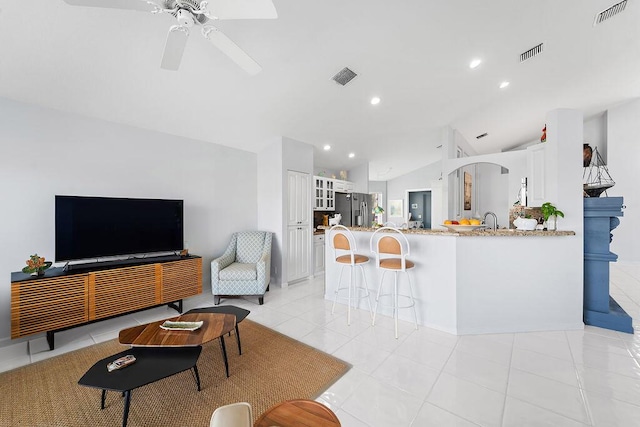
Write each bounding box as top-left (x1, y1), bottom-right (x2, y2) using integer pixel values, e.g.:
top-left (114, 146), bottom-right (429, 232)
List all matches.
top-left (0, 319), bottom-right (350, 427)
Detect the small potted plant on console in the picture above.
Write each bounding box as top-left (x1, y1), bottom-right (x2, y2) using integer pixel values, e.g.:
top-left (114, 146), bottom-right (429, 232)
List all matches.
top-left (22, 254), bottom-right (52, 277)
top-left (541, 202), bottom-right (564, 231)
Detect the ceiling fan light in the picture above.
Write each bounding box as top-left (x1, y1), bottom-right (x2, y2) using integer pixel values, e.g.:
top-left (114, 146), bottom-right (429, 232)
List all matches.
top-left (176, 9), bottom-right (195, 27)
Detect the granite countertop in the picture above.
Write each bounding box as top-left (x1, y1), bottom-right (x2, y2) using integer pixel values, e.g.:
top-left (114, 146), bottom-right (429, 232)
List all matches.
top-left (316, 225), bottom-right (575, 237)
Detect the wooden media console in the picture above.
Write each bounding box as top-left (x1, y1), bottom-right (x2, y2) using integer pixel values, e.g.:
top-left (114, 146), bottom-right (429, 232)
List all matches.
top-left (11, 255), bottom-right (202, 350)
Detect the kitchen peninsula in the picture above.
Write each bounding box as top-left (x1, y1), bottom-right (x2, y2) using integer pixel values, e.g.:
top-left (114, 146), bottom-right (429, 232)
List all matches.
top-left (322, 226), bottom-right (580, 335)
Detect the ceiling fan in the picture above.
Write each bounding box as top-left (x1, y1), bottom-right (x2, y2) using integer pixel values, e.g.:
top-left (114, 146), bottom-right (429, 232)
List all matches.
top-left (62, 0), bottom-right (278, 74)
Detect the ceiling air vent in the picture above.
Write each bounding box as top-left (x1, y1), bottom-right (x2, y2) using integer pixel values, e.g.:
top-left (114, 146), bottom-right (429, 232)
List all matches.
top-left (520, 43), bottom-right (544, 63)
top-left (332, 67), bottom-right (358, 86)
top-left (476, 133), bottom-right (488, 140)
top-left (594, 0), bottom-right (627, 26)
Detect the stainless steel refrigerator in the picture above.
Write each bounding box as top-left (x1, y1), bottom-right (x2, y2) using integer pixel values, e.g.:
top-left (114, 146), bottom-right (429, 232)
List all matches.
top-left (334, 192), bottom-right (376, 227)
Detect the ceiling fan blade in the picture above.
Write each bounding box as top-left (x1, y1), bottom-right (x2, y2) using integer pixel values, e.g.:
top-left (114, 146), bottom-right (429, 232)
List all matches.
top-left (202, 26), bottom-right (262, 75)
top-left (161, 26), bottom-right (190, 71)
top-left (62, 0), bottom-right (158, 12)
top-left (207, 0), bottom-right (277, 20)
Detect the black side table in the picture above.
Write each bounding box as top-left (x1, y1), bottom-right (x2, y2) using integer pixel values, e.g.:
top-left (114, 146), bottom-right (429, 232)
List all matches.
top-left (78, 346), bottom-right (202, 427)
top-left (184, 305), bottom-right (250, 354)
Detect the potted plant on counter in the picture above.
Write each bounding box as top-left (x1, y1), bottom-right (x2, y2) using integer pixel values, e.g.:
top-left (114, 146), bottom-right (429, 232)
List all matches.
top-left (541, 202), bottom-right (564, 231)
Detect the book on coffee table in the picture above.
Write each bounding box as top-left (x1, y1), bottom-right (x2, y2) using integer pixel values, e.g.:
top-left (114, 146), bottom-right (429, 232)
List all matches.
top-left (160, 320), bottom-right (204, 331)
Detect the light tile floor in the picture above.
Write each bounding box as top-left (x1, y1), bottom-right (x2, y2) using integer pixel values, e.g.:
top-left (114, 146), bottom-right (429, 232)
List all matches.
top-left (2, 262), bottom-right (640, 426)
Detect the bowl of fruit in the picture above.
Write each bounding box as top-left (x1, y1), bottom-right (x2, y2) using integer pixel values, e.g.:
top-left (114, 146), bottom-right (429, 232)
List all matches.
top-left (441, 218), bottom-right (486, 232)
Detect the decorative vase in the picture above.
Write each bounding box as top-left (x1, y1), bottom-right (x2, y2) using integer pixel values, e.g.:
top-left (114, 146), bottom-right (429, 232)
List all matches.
top-left (513, 217), bottom-right (538, 231)
top-left (546, 215), bottom-right (557, 231)
top-left (34, 269), bottom-right (45, 277)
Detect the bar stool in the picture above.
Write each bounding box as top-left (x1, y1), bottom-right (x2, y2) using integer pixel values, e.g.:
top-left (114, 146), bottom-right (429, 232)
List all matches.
top-left (328, 225), bottom-right (373, 325)
top-left (369, 227), bottom-right (418, 338)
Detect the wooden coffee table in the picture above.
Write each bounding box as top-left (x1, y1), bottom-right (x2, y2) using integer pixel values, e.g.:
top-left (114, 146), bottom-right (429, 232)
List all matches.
top-left (119, 312), bottom-right (236, 377)
top-left (254, 399), bottom-right (341, 427)
top-left (184, 305), bottom-right (250, 355)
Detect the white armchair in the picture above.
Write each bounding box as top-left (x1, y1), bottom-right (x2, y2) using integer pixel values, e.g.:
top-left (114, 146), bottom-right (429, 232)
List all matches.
top-left (211, 231), bottom-right (272, 305)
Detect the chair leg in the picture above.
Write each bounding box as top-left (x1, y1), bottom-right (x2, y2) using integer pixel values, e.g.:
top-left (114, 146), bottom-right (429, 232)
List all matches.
top-left (258, 296), bottom-right (264, 305)
top-left (406, 271), bottom-right (419, 331)
top-left (394, 272), bottom-right (399, 339)
top-left (347, 266), bottom-right (353, 325)
top-left (372, 270), bottom-right (386, 326)
top-left (331, 265), bottom-right (345, 315)
top-left (214, 295), bottom-right (221, 305)
top-left (359, 265), bottom-right (374, 322)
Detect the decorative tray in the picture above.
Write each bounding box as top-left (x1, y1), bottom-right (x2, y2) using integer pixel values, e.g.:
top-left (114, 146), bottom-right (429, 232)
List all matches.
top-left (160, 320), bottom-right (203, 331)
top-left (441, 224), bottom-right (486, 232)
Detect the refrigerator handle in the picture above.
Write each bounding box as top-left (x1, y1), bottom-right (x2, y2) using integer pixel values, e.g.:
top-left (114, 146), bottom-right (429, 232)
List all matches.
top-left (362, 201), bottom-right (367, 225)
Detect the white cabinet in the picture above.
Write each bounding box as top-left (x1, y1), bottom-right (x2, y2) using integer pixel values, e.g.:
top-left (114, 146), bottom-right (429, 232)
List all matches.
top-left (288, 170), bottom-right (311, 283)
top-left (288, 171), bottom-right (310, 225)
top-left (313, 233), bottom-right (325, 275)
top-left (314, 176), bottom-right (326, 210)
top-left (313, 177), bottom-right (335, 211)
top-left (288, 226), bottom-right (311, 282)
top-left (527, 143), bottom-right (546, 207)
top-left (333, 179), bottom-right (355, 193)
top-left (326, 180), bottom-right (335, 210)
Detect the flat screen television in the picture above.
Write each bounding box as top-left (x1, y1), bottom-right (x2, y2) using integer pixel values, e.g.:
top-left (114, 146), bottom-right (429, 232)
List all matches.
top-left (55, 195), bottom-right (184, 262)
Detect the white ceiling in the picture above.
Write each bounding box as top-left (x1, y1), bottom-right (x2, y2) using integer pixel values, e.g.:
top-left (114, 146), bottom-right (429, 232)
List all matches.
top-left (1, 0), bottom-right (639, 180)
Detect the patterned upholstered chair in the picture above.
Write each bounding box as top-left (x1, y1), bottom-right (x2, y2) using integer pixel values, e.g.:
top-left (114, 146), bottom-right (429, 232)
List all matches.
top-left (211, 231), bottom-right (273, 305)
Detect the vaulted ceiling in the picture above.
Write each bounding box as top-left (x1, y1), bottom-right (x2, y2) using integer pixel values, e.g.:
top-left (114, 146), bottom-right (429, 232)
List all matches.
top-left (1, 0), bottom-right (638, 179)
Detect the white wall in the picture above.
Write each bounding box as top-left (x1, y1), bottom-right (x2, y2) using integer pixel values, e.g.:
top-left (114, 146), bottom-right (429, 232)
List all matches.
top-left (369, 180), bottom-right (387, 222)
top-left (348, 162), bottom-right (369, 193)
top-left (0, 98), bottom-right (257, 343)
top-left (476, 163), bottom-right (510, 227)
top-left (386, 161), bottom-right (442, 225)
top-left (257, 138), bottom-right (284, 283)
top-left (584, 113), bottom-right (608, 163)
top-left (313, 167), bottom-right (339, 179)
top-left (607, 99), bottom-right (640, 262)
top-left (258, 137), bottom-right (314, 286)
top-left (444, 151), bottom-right (528, 227)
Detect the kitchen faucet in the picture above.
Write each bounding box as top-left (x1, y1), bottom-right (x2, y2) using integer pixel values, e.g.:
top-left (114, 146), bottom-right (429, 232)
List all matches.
top-left (483, 211), bottom-right (498, 231)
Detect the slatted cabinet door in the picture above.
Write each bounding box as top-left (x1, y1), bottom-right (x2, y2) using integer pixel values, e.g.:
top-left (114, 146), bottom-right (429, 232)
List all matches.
top-left (11, 275), bottom-right (88, 338)
top-left (90, 265), bottom-right (159, 320)
top-left (161, 257), bottom-right (202, 303)
top-left (11, 257), bottom-right (203, 342)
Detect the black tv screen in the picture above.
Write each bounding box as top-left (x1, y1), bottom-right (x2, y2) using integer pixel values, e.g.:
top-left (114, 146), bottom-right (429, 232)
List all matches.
top-left (55, 195), bottom-right (184, 262)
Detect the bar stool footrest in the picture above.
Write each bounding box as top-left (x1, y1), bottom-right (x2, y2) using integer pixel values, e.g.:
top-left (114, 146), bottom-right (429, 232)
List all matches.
top-left (375, 293), bottom-right (416, 310)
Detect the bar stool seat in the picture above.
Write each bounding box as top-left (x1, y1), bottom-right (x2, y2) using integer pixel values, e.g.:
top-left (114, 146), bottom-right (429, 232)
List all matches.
top-left (379, 259), bottom-right (415, 269)
top-left (328, 225), bottom-right (373, 325)
top-left (336, 254), bottom-right (369, 264)
top-left (370, 227), bottom-right (419, 338)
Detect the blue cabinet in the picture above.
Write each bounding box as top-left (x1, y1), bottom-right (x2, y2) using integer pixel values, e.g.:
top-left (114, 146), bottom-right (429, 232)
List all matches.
top-left (583, 197), bottom-right (633, 333)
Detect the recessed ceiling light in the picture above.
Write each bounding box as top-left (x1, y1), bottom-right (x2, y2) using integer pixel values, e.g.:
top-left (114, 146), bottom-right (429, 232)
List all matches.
top-left (469, 58), bottom-right (482, 69)
top-left (348, 153), bottom-right (355, 158)
top-left (323, 144), bottom-right (331, 151)
top-left (370, 96), bottom-right (381, 105)
top-left (499, 81), bottom-right (510, 89)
